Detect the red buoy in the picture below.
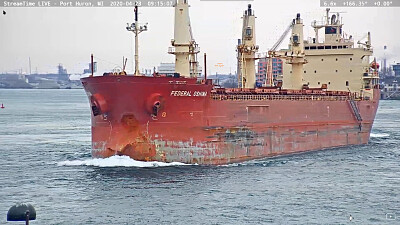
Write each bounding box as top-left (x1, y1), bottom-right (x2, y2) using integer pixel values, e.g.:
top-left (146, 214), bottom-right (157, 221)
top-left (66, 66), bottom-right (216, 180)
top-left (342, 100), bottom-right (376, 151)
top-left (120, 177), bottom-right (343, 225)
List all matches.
top-left (371, 62), bottom-right (380, 70)
top-left (1, 103), bottom-right (5, 109)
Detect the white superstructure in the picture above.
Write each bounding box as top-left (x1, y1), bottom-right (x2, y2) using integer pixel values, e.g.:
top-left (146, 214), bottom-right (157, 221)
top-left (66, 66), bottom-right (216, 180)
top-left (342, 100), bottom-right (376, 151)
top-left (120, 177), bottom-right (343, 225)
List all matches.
top-left (237, 4), bottom-right (259, 88)
top-left (285, 14), bottom-right (307, 90)
top-left (168, 0), bottom-right (199, 78)
top-left (279, 8), bottom-right (378, 99)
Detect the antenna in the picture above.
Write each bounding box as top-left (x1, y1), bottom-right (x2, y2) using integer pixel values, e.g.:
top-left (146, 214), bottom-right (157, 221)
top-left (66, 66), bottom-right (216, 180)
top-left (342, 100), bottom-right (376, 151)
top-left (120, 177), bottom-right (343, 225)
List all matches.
top-left (29, 57), bottom-right (32, 75)
top-left (126, 6), bottom-right (148, 76)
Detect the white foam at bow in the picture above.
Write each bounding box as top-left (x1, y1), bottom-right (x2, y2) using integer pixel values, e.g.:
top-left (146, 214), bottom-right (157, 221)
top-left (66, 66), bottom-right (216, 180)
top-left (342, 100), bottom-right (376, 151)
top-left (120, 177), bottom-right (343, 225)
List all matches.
top-left (370, 133), bottom-right (390, 138)
top-left (58, 155), bottom-right (190, 167)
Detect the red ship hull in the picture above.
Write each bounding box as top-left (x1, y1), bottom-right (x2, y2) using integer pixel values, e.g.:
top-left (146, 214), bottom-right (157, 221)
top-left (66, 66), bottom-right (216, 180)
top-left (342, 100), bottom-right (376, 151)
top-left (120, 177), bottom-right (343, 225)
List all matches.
top-left (81, 76), bottom-right (379, 165)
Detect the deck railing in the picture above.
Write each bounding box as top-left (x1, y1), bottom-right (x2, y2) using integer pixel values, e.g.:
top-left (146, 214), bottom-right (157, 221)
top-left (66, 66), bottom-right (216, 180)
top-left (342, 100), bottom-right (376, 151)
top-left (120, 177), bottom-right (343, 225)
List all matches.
top-left (211, 93), bottom-right (350, 101)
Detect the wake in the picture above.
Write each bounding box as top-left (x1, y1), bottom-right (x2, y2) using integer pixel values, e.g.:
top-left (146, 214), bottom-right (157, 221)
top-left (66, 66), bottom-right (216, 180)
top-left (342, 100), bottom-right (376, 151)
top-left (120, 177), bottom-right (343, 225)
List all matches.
top-left (57, 155), bottom-right (191, 168)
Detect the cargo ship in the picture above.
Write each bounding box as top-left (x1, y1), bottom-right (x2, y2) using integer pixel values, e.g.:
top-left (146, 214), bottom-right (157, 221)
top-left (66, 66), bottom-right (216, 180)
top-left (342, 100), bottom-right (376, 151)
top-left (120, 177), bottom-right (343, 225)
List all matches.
top-left (81, 1), bottom-right (379, 165)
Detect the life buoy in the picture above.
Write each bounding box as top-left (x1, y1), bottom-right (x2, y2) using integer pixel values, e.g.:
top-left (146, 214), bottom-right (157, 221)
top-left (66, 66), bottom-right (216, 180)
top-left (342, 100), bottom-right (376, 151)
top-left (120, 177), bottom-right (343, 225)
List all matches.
top-left (370, 62), bottom-right (380, 70)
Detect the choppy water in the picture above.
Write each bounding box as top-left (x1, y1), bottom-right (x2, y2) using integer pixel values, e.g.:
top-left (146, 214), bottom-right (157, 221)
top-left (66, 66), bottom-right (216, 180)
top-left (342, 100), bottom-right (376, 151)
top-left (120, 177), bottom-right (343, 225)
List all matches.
top-left (0, 89), bottom-right (399, 224)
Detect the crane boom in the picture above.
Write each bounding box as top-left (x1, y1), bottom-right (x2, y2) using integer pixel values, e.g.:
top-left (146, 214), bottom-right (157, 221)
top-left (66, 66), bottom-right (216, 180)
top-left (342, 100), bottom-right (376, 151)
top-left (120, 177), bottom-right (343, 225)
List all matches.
top-left (270, 22), bottom-right (294, 52)
top-left (263, 21), bottom-right (294, 87)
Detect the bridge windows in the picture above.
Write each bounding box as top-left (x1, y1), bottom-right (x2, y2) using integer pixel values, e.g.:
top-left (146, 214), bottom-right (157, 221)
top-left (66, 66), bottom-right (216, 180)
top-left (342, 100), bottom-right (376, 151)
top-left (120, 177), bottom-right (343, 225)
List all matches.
top-left (305, 45), bottom-right (350, 50)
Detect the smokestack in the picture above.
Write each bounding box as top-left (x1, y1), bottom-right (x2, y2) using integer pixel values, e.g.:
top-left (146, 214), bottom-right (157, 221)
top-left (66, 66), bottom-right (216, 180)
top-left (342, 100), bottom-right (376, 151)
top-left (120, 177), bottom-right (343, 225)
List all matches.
top-left (296, 13), bottom-right (301, 23)
top-left (247, 4), bottom-right (252, 16)
top-left (383, 45), bottom-right (387, 76)
top-left (204, 53), bottom-right (207, 81)
top-left (134, 6), bottom-right (138, 22)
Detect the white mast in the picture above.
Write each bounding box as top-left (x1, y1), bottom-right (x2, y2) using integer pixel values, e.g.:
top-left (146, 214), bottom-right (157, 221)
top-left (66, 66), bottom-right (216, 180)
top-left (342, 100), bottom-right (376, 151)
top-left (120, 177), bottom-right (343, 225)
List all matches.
top-left (286, 13), bottom-right (307, 90)
top-left (126, 6), bottom-right (148, 76)
top-left (237, 4), bottom-right (258, 88)
top-left (169, 0), bottom-right (199, 77)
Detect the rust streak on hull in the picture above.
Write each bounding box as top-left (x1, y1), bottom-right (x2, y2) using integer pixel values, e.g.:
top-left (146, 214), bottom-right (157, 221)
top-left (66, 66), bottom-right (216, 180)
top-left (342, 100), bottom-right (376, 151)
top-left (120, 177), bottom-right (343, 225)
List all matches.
top-left (82, 76), bottom-right (379, 165)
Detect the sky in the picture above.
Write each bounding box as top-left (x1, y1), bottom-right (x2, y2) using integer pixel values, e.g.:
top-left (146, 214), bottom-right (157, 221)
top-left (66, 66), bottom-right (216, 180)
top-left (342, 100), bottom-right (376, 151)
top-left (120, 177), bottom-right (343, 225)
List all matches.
top-left (0, 0), bottom-right (399, 75)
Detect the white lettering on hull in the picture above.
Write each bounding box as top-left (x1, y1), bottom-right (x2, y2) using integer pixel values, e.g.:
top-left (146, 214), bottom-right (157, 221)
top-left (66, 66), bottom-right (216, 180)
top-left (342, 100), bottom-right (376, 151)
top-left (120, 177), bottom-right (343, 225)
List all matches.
top-left (170, 91), bottom-right (207, 97)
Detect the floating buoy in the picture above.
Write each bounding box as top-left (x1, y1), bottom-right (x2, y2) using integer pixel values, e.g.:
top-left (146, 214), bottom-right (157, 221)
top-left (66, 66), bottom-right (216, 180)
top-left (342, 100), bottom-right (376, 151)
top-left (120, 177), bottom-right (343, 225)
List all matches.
top-left (0, 103), bottom-right (4, 109)
top-left (7, 203), bottom-right (36, 224)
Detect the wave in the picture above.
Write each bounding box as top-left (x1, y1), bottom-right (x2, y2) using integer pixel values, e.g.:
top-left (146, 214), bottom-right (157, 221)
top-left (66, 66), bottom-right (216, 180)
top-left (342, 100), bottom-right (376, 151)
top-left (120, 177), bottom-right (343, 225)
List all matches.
top-left (370, 133), bottom-right (390, 138)
top-left (57, 155), bottom-right (191, 168)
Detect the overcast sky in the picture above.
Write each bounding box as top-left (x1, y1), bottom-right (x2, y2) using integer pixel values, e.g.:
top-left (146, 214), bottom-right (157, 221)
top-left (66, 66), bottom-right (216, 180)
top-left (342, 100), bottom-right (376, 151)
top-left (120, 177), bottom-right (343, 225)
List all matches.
top-left (0, 0), bottom-right (399, 75)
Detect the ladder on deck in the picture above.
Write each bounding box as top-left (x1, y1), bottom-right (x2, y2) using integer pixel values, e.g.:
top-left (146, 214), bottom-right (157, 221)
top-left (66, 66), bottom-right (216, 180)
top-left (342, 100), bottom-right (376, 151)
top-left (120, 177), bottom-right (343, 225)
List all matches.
top-left (349, 99), bottom-right (362, 131)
